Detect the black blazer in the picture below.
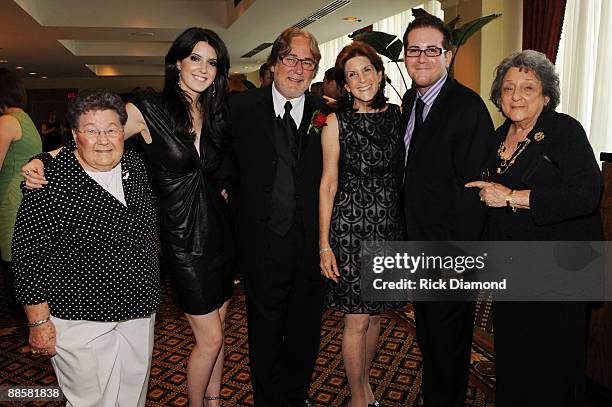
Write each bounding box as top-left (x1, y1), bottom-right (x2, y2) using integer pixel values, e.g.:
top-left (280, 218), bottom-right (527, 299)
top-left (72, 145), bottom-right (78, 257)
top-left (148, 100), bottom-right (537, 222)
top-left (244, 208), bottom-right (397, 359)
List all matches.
top-left (486, 110), bottom-right (603, 241)
top-left (229, 86), bottom-right (326, 274)
top-left (401, 77), bottom-right (495, 240)
top-left (12, 149), bottom-right (160, 321)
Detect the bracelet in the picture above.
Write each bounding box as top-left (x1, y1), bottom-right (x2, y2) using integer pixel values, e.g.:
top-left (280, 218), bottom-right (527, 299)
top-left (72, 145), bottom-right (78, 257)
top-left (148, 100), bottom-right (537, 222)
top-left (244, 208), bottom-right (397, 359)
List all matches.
top-left (505, 190), bottom-right (517, 212)
top-left (27, 317), bottom-right (50, 329)
top-left (319, 247), bottom-right (332, 254)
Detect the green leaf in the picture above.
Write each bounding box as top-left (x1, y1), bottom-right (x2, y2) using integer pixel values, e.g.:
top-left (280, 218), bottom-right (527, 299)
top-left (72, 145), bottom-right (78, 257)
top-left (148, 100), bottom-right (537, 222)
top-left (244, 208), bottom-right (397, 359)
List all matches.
top-left (352, 31), bottom-right (404, 61)
top-left (447, 15), bottom-right (461, 32)
top-left (452, 13), bottom-right (501, 46)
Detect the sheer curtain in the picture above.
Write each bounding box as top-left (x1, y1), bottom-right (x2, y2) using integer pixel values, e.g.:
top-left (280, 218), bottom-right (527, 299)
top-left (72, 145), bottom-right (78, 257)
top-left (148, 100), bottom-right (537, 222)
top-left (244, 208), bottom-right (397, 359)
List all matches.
top-left (314, 1), bottom-right (443, 105)
top-left (556, 0), bottom-right (612, 160)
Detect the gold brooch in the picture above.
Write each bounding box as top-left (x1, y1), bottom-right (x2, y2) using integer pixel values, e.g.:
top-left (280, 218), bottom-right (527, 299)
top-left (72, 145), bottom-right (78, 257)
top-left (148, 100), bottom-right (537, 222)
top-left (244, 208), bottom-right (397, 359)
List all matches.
top-left (534, 132), bottom-right (545, 141)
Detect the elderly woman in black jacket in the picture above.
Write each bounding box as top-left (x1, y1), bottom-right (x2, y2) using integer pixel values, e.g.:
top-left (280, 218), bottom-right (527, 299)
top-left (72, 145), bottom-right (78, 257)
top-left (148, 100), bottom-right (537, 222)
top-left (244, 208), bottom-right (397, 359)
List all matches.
top-left (466, 50), bottom-right (602, 407)
top-left (13, 89), bottom-right (159, 407)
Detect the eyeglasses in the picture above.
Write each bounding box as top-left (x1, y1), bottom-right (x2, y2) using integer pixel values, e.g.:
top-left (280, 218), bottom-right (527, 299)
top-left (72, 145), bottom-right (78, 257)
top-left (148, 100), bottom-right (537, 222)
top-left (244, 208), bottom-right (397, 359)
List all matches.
top-left (405, 47), bottom-right (446, 58)
top-left (279, 55), bottom-right (317, 71)
top-left (76, 128), bottom-right (123, 138)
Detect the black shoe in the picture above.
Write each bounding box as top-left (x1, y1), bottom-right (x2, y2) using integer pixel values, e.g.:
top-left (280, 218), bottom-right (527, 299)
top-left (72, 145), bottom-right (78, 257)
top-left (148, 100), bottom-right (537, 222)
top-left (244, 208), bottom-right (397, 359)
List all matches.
top-left (287, 399), bottom-right (315, 407)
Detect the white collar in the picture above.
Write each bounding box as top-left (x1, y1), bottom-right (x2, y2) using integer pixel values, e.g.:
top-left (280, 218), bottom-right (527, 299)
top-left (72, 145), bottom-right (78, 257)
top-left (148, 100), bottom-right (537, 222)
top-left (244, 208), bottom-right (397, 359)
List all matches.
top-left (271, 82), bottom-right (306, 126)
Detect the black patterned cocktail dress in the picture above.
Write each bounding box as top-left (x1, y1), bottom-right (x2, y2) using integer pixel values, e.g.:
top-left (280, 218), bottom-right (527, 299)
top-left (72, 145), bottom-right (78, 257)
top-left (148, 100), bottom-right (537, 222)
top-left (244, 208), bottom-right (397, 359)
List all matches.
top-left (326, 104), bottom-right (405, 314)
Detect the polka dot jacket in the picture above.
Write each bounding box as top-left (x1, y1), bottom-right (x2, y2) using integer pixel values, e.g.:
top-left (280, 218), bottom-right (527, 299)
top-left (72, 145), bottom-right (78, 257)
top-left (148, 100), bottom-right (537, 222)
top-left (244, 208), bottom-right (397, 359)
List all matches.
top-left (12, 148), bottom-right (160, 321)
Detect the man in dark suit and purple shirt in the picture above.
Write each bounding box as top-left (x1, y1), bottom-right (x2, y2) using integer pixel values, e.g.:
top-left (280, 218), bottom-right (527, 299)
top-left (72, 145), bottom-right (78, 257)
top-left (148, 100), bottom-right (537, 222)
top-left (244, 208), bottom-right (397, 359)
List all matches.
top-left (400, 14), bottom-right (495, 407)
top-left (229, 27), bottom-right (327, 407)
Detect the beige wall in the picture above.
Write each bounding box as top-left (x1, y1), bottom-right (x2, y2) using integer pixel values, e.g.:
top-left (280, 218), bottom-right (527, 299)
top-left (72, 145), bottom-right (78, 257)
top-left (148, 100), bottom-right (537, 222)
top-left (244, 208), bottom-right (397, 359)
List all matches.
top-left (245, 70), bottom-right (261, 87)
top-left (23, 76), bottom-right (164, 94)
top-left (480, 0), bottom-right (522, 127)
top-left (443, 0), bottom-right (483, 94)
top-left (441, 0), bottom-right (522, 127)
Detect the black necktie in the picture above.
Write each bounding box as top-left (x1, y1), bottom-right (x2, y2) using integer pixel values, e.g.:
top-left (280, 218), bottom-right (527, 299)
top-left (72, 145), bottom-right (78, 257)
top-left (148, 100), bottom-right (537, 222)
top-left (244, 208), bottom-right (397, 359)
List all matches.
top-left (283, 101), bottom-right (299, 158)
top-left (408, 98), bottom-right (425, 159)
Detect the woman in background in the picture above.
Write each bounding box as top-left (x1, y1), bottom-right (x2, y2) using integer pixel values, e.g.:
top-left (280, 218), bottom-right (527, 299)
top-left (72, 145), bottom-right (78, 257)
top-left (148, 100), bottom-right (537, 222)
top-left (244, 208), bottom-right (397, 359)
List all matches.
top-left (0, 68), bottom-right (42, 310)
top-left (41, 109), bottom-right (62, 151)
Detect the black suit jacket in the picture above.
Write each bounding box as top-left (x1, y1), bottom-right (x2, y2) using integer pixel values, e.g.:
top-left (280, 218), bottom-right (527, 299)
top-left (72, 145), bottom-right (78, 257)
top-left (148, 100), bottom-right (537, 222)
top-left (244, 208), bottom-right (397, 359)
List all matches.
top-left (229, 86), bottom-right (326, 275)
top-left (401, 77), bottom-right (495, 240)
top-left (486, 110), bottom-right (603, 241)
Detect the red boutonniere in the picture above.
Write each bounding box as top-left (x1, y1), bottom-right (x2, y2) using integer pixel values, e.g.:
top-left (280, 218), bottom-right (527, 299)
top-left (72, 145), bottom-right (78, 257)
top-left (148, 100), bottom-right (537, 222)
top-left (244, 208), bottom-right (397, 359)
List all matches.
top-left (308, 110), bottom-right (327, 135)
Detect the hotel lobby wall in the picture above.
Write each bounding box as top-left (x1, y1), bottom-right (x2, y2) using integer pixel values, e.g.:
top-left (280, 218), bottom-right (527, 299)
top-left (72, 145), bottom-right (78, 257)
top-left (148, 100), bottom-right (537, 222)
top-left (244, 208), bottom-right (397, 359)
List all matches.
top-left (441, 0), bottom-right (523, 128)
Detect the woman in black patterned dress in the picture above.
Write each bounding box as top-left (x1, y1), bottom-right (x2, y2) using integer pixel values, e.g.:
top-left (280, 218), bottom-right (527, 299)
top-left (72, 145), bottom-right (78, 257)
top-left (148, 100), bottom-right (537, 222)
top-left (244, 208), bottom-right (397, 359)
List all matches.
top-left (319, 43), bottom-right (405, 407)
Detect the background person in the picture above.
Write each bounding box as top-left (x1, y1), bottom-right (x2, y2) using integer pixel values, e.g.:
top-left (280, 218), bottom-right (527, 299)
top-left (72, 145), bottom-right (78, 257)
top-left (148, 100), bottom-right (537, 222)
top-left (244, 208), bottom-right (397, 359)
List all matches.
top-left (323, 67), bottom-right (342, 107)
top-left (310, 81), bottom-right (323, 97)
top-left (466, 50), bottom-right (603, 407)
top-left (0, 68), bottom-right (42, 311)
top-left (319, 42), bottom-right (405, 407)
top-left (259, 62), bottom-right (273, 87)
top-left (13, 89), bottom-right (159, 407)
top-left (40, 110), bottom-right (62, 151)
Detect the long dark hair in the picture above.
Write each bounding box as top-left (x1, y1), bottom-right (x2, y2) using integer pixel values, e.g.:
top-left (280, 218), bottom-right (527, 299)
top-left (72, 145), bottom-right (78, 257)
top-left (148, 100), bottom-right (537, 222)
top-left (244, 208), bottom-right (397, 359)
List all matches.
top-left (163, 27), bottom-right (229, 146)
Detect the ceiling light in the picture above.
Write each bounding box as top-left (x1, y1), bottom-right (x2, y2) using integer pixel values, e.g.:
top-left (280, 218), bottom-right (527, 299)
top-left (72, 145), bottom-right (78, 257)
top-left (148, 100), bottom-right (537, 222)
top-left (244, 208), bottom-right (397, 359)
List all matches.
top-left (15, 66), bottom-right (23, 70)
top-left (0, 59), bottom-right (8, 63)
top-left (343, 16), bottom-right (362, 22)
top-left (41, 76), bottom-right (48, 79)
top-left (130, 31), bottom-right (154, 37)
top-left (28, 72), bottom-right (38, 75)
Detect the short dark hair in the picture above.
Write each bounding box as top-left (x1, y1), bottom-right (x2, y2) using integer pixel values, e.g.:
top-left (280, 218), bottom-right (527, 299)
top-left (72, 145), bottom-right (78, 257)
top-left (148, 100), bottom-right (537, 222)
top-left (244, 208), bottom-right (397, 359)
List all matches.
top-left (403, 14), bottom-right (453, 52)
top-left (267, 27), bottom-right (321, 75)
top-left (334, 42), bottom-right (387, 111)
top-left (67, 89), bottom-right (127, 129)
top-left (490, 50), bottom-right (560, 113)
top-left (259, 63), bottom-right (270, 79)
top-left (323, 67), bottom-right (336, 82)
top-left (0, 68), bottom-right (27, 110)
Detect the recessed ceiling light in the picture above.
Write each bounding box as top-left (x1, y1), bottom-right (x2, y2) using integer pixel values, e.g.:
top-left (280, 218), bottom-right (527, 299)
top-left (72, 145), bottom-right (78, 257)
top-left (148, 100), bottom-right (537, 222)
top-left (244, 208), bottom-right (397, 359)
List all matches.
top-left (41, 76), bottom-right (48, 79)
top-left (0, 59), bottom-right (8, 63)
top-left (130, 31), bottom-right (154, 37)
top-left (15, 66), bottom-right (24, 70)
top-left (28, 72), bottom-right (38, 75)
top-left (343, 16), bottom-right (362, 22)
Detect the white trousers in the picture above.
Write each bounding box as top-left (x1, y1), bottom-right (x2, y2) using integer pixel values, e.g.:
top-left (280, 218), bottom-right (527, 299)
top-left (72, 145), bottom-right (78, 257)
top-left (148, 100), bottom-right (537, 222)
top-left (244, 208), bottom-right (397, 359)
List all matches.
top-left (50, 314), bottom-right (156, 407)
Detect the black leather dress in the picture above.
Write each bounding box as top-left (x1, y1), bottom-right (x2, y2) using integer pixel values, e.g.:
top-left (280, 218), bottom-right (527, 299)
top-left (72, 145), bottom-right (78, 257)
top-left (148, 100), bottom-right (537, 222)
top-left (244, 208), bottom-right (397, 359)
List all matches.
top-left (131, 91), bottom-right (235, 315)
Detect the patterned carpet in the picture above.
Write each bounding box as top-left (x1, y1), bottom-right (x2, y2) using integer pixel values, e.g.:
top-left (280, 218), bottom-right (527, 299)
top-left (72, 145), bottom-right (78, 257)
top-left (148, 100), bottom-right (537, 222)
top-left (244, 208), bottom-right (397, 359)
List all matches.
top-left (0, 275), bottom-right (496, 406)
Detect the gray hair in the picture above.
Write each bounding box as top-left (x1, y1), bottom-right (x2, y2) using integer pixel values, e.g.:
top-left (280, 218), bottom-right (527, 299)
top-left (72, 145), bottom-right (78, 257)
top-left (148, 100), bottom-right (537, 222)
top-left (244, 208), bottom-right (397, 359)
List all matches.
top-left (490, 50), bottom-right (560, 112)
top-left (267, 27), bottom-right (321, 76)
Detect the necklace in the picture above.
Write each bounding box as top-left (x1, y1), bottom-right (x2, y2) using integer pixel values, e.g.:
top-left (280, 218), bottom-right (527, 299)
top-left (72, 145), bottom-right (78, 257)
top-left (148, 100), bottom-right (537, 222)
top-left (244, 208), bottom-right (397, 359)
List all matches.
top-left (497, 138), bottom-right (531, 174)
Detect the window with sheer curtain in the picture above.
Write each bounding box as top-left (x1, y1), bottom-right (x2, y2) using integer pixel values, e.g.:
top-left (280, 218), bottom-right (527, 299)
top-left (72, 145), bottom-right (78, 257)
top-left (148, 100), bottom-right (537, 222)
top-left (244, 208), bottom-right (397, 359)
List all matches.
top-left (314, 2), bottom-right (443, 105)
top-left (555, 0), bottom-right (612, 161)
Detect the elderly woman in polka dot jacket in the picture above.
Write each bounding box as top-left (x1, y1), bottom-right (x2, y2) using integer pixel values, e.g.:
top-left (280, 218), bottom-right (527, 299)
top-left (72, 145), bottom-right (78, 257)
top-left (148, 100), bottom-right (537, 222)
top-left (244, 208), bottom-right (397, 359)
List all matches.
top-left (12, 89), bottom-right (160, 407)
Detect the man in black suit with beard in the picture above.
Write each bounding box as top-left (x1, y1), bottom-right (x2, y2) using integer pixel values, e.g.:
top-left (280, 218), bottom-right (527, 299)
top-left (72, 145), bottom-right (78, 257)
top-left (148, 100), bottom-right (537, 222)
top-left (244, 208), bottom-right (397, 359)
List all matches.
top-left (229, 27), bottom-right (327, 407)
top-left (400, 15), bottom-right (495, 407)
